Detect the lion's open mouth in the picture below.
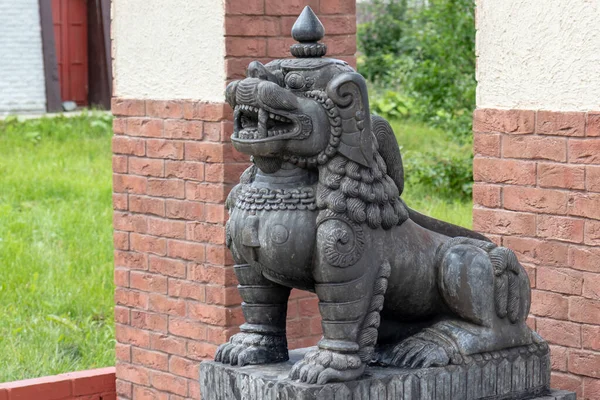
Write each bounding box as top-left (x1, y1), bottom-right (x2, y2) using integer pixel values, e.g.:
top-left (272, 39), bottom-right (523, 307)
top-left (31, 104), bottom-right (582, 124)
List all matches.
top-left (234, 105), bottom-right (296, 141)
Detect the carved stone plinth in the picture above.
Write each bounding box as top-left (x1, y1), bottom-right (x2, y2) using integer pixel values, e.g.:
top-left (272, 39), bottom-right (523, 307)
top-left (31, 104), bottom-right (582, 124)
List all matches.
top-left (200, 347), bottom-right (575, 400)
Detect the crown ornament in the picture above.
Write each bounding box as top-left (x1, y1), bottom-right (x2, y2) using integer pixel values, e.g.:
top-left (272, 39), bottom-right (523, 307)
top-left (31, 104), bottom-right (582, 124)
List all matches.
top-left (290, 6), bottom-right (327, 58)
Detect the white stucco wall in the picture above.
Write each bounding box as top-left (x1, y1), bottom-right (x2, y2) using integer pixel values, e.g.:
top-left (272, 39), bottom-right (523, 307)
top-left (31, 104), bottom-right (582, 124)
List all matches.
top-left (476, 0), bottom-right (600, 111)
top-left (112, 0), bottom-right (226, 102)
top-left (0, 0), bottom-right (46, 114)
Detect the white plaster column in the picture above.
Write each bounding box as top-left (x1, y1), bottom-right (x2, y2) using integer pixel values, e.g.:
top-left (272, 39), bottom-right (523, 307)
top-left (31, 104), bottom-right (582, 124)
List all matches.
top-left (112, 0), bottom-right (226, 102)
top-left (476, 0), bottom-right (600, 111)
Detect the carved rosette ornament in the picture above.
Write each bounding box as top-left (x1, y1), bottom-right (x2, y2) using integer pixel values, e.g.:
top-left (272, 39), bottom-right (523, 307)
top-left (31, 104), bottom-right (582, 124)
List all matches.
top-left (210, 6), bottom-right (551, 399)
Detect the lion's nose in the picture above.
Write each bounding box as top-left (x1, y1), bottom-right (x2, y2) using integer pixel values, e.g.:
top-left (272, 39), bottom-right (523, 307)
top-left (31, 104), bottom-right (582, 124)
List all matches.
top-left (257, 80), bottom-right (298, 111)
top-left (235, 78), bottom-right (261, 106)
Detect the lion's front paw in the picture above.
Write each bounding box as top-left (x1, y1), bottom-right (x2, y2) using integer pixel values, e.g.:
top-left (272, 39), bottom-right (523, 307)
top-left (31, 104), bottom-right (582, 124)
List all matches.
top-left (214, 333), bottom-right (288, 366)
top-left (376, 336), bottom-right (450, 368)
top-left (289, 349), bottom-right (365, 384)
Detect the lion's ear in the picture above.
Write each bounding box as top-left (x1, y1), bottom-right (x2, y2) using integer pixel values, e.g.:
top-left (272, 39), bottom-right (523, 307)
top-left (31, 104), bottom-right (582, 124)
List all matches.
top-left (326, 72), bottom-right (373, 167)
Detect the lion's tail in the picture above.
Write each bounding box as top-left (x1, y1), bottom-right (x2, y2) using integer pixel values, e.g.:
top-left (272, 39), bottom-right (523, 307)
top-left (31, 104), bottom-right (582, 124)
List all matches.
top-left (407, 206), bottom-right (491, 242)
top-left (357, 260), bottom-right (391, 363)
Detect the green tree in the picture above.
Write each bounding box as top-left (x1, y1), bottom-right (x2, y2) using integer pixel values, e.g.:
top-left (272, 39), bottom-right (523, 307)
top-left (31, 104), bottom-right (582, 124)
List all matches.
top-left (358, 0), bottom-right (476, 140)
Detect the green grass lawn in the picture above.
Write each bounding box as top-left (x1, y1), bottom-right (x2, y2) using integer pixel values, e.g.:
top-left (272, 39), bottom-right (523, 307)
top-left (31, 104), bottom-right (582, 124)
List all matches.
top-left (0, 114), bottom-right (115, 382)
top-left (0, 113), bottom-right (471, 382)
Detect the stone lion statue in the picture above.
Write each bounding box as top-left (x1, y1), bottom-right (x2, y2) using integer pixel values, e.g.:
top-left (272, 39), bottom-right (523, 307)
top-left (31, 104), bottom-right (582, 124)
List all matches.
top-left (214, 7), bottom-right (540, 385)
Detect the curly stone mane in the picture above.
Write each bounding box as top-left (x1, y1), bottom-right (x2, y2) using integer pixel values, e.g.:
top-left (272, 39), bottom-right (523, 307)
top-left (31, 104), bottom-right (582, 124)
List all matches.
top-left (276, 89), bottom-right (410, 231)
top-left (316, 148), bottom-right (409, 230)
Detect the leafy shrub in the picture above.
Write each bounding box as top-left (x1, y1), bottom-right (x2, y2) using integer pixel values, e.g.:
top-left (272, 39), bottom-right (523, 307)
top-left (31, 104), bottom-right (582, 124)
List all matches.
top-left (403, 148), bottom-right (473, 200)
top-left (358, 0), bottom-right (476, 140)
top-left (370, 90), bottom-right (414, 120)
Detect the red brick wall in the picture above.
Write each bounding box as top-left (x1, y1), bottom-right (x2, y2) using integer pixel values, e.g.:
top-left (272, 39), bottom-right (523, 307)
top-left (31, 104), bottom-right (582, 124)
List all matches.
top-left (112, 2), bottom-right (356, 399)
top-left (0, 368), bottom-right (115, 400)
top-left (473, 109), bottom-right (600, 400)
top-left (225, 0), bottom-right (357, 81)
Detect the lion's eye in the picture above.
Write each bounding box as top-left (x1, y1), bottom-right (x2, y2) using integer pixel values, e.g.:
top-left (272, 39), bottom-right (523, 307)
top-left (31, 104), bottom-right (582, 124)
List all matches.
top-left (285, 73), bottom-right (305, 90)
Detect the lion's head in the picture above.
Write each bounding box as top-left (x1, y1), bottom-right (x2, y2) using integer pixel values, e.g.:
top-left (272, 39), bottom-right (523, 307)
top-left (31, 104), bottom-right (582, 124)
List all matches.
top-left (225, 7), bottom-right (408, 230)
top-left (226, 57), bottom-right (376, 172)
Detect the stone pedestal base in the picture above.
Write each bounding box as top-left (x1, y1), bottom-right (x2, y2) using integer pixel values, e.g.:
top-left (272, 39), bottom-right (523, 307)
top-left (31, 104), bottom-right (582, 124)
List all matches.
top-left (200, 347), bottom-right (575, 400)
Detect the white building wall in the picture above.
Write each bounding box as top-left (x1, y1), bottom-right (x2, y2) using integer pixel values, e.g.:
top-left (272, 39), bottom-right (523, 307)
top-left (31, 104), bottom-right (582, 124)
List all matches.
top-left (111, 0), bottom-right (226, 102)
top-left (476, 0), bottom-right (600, 111)
top-left (0, 0), bottom-right (46, 114)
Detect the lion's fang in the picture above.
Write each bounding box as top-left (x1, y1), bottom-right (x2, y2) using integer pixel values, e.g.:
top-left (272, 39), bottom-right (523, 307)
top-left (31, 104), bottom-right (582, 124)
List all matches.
top-left (258, 109), bottom-right (269, 138)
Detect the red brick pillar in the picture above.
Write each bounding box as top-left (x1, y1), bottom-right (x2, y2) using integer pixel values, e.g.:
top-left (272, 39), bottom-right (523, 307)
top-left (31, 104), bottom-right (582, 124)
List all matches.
top-left (475, 1), bottom-right (600, 397)
top-left (473, 110), bottom-right (600, 398)
top-left (112, 2), bottom-right (356, 399)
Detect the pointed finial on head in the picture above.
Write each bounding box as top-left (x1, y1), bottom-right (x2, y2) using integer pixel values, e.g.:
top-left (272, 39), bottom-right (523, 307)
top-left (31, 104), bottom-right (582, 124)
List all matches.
top-left (290, 6), bottom-right (327, 58)
top-left (292, 6), bottom-right (325, 43)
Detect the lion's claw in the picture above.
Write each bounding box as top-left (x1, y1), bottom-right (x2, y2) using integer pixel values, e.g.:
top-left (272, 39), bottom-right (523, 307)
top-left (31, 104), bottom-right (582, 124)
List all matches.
top-left (289, 349), bottom-right (365, 384)
top-left (215, 333), bottom-right (288, 366)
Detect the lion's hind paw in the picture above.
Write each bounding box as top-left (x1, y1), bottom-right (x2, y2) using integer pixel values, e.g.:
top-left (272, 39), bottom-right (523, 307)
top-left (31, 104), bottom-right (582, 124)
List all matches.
top-left (374, 336), bottom-right (450, 369)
